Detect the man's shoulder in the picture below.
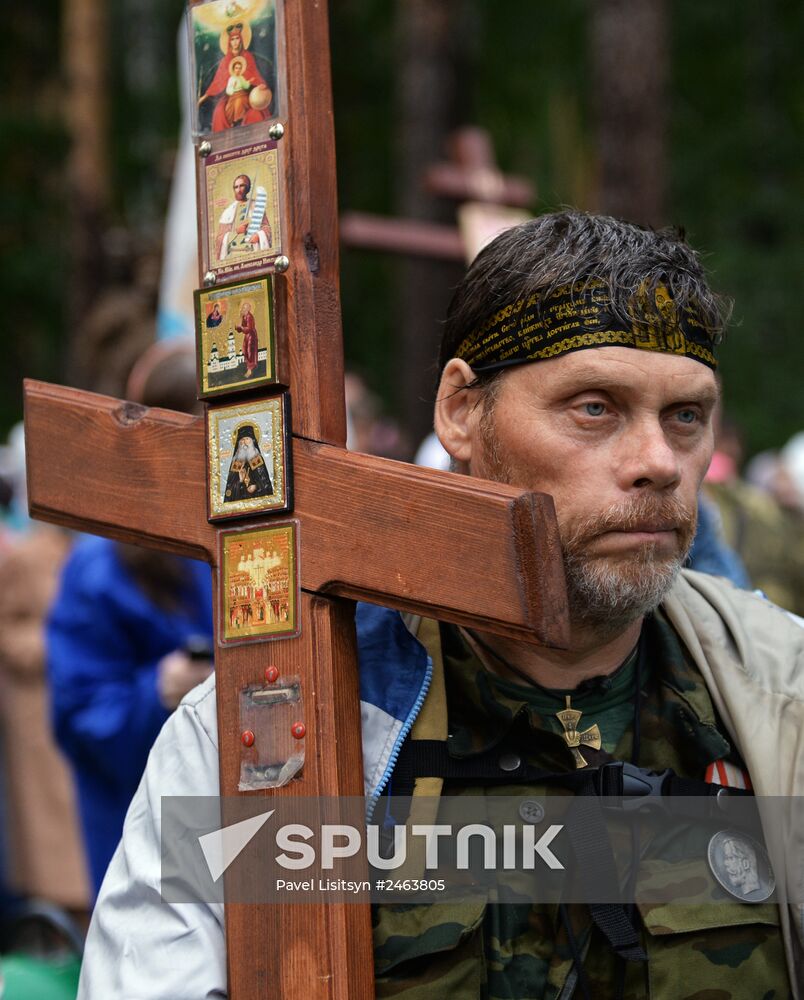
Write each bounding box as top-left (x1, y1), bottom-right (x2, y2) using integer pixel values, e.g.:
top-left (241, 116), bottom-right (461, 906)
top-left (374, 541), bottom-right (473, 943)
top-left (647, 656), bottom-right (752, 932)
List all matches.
top-left (667, 569), bottom-right (804, 697)
top-left (175, 671), bottom-right (219, 753)
top-left (672, 568), bottom-right (803, 631)
top-left (55, 535), bottom-right (129, 607)
top-left (63, 533), bottom-right (117, 572)
top-left (129, 671), bottom-right (220, 797)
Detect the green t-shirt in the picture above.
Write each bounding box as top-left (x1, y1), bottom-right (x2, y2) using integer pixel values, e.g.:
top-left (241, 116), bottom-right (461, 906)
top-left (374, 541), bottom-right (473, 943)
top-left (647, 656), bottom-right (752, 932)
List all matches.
top-left (446, 631), bottom-right (645, 762)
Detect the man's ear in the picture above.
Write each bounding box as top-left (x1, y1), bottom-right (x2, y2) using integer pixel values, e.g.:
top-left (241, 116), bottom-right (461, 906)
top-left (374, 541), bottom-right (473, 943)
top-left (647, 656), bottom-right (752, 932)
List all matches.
top-left (434, 359), bottom-right (482, 467)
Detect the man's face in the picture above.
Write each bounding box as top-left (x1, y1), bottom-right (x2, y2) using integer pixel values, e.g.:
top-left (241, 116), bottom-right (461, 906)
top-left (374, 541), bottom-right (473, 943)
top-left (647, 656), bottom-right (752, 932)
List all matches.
top-left (445, 347), bottom-right (718, 629)
top-left (723, 842), bottom-right (747, 885)
top-left (233, 176), bottom-right (250, 201)
top-left (722, 839), bottom-right (759, 893)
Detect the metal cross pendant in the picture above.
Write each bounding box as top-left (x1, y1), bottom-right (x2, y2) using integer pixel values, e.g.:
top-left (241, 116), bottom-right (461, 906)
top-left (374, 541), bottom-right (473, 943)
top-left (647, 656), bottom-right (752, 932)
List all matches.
top-left (556, 695), bottom-right (602, 768)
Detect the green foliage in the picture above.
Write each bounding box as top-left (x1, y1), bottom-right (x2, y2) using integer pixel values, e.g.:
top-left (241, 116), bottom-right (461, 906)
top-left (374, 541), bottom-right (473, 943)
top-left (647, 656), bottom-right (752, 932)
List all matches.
top-left (0, 0), bottom-right (68, 429)
top-left (669, 0), bottom-right (804, 454)
top-left (331, 0), bottom-right (398, 388)
top-left (1, 0), bottom-right (801, 454)
top-left (107, 0), bottom-right (185, 231)
top-left (470, 0), bottom-right (591, 205)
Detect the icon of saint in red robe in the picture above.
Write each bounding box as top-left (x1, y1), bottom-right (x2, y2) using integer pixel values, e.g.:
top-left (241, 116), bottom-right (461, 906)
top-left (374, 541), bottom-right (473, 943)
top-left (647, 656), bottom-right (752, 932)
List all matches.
top-left (236, 301), bottom-right (260, 377)
top-left (198, 23), bottom-right (273, 132)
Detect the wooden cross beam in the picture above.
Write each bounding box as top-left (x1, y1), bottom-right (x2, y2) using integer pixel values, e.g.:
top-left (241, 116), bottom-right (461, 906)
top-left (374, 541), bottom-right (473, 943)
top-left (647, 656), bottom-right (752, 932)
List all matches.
top-left (340, 126), bottom-right (534, 261)
top-left (24, 4), bottom-right (567, 998)
top-left (24, 382), bottom-right (566, 644)
top-left (423, 126), bottom-right (535, 206)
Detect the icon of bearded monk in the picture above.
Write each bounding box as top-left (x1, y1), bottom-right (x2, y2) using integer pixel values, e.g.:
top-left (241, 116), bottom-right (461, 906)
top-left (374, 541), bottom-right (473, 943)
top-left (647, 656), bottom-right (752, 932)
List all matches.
top-left (224, 423), bottom-right (273, 502)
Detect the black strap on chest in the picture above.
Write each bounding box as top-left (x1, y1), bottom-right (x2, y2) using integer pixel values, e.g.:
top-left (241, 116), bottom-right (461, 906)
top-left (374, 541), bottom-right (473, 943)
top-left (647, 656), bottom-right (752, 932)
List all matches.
top-left (389, 737), bottom-right (756, 973)
top-left (392, 737), bottom-right (751, 808)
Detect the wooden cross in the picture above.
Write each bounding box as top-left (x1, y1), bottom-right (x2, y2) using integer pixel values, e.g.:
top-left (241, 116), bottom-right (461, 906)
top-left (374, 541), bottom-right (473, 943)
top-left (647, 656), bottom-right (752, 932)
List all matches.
top-left (340, 126), bottom-right (535, 262)
top-left (24, 4), bottom-right (567, 998)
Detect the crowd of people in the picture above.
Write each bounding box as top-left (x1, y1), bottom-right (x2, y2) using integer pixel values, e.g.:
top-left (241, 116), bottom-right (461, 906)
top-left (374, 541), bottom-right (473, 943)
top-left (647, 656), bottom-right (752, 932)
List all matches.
top-left (0, 224), bottom-right (800, 991)
top-left (0, 342), bottom-right (214, 941)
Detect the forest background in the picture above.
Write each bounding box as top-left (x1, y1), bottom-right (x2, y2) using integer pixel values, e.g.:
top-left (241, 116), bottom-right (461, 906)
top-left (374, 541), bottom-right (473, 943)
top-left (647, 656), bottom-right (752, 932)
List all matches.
top-left (2, 0), bottom-right (802, 458)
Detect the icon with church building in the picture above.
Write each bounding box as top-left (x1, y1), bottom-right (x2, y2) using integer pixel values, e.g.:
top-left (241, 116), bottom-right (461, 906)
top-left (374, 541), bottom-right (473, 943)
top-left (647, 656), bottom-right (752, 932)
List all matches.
top-left (195, 276), bottom-right (277, 398)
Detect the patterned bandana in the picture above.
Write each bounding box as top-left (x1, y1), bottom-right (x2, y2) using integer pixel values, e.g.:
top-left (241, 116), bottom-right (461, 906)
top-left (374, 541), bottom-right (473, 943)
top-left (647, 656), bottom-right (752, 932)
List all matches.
top-left (454, 278), bottom-right (718, 372)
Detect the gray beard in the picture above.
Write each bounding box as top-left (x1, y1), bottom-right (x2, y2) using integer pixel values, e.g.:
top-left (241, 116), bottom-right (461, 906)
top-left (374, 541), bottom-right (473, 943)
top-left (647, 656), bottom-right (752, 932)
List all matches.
top-left (235, 441), bottom-right (259, 462)
top-left (559, 495), bottom-right (697, 636)
top-left (562, 546), bottom-right (685, 636)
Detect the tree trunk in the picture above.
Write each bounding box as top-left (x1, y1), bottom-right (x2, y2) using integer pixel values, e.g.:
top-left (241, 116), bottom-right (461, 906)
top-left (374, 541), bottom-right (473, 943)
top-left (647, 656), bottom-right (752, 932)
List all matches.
top-left (590, 0), bottom-right (667, 227)
top-left (392, 0), bottom-right (464, 451)
top-left (62, 0), bottom-right (110, 385)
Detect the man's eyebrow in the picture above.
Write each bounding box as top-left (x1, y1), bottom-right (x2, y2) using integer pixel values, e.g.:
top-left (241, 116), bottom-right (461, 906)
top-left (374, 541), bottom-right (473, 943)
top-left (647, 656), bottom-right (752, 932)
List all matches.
top-left (552, 370), bottom-right (629, 393)
top-left (666, 382), bottom-right (721, 408)
top-left (552, 370), bottom-right (650, 395)
top-left (553, 369), bottom-right (720, 404)
top-left (694, 383), bottom-right (721, 407)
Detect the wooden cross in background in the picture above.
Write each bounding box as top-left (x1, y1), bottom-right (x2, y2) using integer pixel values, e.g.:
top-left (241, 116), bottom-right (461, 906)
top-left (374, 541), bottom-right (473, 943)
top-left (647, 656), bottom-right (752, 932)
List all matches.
top-left (24, 4), bottom-right (567, 998)
top-left (340, 125), bottom-right (534, 263)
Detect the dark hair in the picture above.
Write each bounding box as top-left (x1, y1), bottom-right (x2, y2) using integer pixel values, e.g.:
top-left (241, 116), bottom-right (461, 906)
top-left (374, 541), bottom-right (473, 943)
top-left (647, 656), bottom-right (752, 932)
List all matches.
top-left (234, 173), bottom-right (252, 195)
top-left (133, 344), bottom-right (199, 414)
top-left (438, 211), bottom-right (731, 379)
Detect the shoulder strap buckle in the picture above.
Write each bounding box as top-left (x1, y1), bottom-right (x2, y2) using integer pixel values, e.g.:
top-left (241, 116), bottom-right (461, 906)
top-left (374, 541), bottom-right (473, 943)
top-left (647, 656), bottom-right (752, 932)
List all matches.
top-left (598, 761), bottom-right (672, 811)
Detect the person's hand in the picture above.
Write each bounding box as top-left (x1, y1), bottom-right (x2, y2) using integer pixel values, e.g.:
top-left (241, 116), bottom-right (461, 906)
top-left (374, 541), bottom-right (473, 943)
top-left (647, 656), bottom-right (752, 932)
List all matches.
top-left (237, 223), bottom-right (248, 234)
top-left (157, 650), bottom-right (213, 711)
top-left (249, 234), bottom-right (260, 244)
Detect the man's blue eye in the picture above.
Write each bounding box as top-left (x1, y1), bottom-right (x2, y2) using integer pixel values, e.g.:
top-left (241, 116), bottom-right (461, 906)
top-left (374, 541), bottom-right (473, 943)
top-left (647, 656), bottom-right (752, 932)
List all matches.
top-left (677, 409), bottom-right (697, 424)
top-left (584, 402), bottom-right (606, 416)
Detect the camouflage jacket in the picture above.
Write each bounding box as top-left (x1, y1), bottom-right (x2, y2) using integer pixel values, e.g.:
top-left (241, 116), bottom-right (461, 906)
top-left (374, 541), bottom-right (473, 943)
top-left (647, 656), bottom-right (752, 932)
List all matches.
top-left (374, 587), bottom-right (799, 999)
top-left (705, 480), bottom-right (804, 617)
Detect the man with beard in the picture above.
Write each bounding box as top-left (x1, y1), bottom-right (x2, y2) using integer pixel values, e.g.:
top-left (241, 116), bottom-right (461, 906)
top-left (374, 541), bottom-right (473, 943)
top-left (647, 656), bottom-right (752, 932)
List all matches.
top-left (76, 213), bottom-right (802, 999)
top-left (216, 173), bottom-right (273, 261)
top-left (223, 424), bottom-right (273, 502)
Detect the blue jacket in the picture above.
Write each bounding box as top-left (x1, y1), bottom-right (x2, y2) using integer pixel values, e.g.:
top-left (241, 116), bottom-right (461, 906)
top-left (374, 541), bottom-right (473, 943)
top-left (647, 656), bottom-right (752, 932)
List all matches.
top-left (355, 603), bottom-right (432, 816)
top-left (687, 492), bottom-right (751, 588)
top-left (46, 535), bottom-right (213, 895)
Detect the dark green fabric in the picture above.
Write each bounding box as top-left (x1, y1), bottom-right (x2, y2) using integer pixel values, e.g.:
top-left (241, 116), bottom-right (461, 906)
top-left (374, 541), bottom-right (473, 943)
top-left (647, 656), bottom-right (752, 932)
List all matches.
top-left (444, 629), bottom-right (644, 760)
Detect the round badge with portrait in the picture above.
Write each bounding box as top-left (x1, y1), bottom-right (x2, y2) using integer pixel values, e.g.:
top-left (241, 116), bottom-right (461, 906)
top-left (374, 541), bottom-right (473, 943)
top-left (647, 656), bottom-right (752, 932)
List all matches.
top-left (707, 829), bottom-right (776, 903)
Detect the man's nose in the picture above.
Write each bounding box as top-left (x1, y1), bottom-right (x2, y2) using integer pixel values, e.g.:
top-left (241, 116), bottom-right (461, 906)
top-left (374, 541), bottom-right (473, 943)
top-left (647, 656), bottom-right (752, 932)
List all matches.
top-left (618, 420), bottom-right (681, 491)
